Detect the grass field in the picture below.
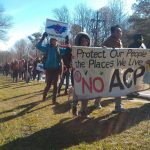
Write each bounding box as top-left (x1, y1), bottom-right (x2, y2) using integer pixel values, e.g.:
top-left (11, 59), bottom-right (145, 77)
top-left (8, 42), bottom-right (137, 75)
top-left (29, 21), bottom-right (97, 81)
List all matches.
top-left (0, 75), bottom-right (150, 150)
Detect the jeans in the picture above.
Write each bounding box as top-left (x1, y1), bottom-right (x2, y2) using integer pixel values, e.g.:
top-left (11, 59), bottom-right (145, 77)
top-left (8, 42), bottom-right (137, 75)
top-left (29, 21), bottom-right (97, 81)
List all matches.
top-left (43, 69), bottom-right (59, 101)
top-left (58, 68), bottom-right (70, 93)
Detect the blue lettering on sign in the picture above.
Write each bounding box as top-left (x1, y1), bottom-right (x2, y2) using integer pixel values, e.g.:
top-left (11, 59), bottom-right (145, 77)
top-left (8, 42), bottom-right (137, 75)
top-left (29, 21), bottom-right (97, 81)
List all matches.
top-left (39, 64), bottom-right (43, 69)
top-left (46, 24), bottom-right (67, 34)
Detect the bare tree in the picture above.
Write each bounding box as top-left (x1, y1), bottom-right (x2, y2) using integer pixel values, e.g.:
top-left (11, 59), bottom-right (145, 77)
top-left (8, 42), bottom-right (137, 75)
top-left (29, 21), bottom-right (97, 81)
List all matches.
top-left (73, 1), bottom-right (128, 46)
top-left (74, 3), bottom-right (94, 33)
top-left (92, 0), bottom-right (129, 46)
top-left (53, 6), bottom-right (71, 23)
top-left (0, 5), bottom-right (12, 41)
top-left (91, 7), bottom-right (111, 46)
top-left (132, 0), bottom-right (150, 18)
top-left (14, 39), bottom-right (28, 59)
top-left (51, 2), bottom-right (128, 46)
top-left (0, 51), bottom-right (12, 64)
top-left (108, 0), bottom-right (128, 27)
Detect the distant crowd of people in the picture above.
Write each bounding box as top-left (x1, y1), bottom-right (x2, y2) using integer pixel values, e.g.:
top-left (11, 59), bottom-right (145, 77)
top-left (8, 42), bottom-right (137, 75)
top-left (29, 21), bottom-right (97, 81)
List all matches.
top-left (1, 24), bottom-right (149, 118)
top-left (1, 57), bottom-right (45, 83)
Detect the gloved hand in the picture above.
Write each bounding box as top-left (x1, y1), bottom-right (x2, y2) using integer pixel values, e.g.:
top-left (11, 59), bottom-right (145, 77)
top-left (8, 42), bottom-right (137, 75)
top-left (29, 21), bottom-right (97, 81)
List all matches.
top-left (42, 32), bottom-right (48, 39)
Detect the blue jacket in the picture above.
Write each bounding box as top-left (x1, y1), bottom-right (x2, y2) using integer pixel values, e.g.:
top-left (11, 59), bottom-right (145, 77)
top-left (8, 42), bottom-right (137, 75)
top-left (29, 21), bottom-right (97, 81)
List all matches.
top-left (36, 42), bottom-right (61, 70)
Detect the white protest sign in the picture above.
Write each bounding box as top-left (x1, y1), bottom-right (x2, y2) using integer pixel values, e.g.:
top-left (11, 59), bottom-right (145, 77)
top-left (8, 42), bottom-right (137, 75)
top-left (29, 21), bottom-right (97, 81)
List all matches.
top-left (36, 63), bottom-right (44, 72)
top-left (45, 19), bottom-right (68, 38)
top-left (72, 47), bottom-right (150, 100)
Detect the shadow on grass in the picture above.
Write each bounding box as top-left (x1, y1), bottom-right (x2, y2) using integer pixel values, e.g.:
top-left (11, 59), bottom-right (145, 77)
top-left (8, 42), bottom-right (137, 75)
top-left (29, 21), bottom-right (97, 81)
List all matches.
top-left (27, 104), bottom-right (51, 114)
top-left (52, 101), bottom-right (71, 114)
top-left (1, 90), bottom-right (43, 102)
top-left (12, 82), bottom-right (42, 89)
top-left (0, 100), bottom-right (42, 123)
top-left (0, 81), bottom-right (25, 89)
top-left (0, 80), bottom-right (42, 90)
top-left (0, 85), bottom-right (13, 89)
top-left (52, 97), bottom-right (127, 115)
top-left (0, 83), bottom-right (17, 89)
top-left (21, 91), bottom-right (43, 100)
top-left (1, 103), bottom-right (150, 150)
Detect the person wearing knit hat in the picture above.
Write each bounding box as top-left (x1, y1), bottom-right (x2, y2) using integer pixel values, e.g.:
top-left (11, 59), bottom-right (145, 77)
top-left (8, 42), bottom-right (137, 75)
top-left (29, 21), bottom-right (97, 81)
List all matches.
top-left (72, 32), bottom-right (102, 118)
top-left (74, 32), bottom-right (91, 46)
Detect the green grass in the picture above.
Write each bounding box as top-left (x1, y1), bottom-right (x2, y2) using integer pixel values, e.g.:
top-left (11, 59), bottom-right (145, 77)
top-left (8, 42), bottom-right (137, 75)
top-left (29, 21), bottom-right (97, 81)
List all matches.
top-left (0, 75), bottom-right (150, 150)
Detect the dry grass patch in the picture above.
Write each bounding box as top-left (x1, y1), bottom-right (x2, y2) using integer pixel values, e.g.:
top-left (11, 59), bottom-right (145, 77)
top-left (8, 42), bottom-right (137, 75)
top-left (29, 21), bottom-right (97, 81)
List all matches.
top-left (0, 75), bottom-right (149, 150)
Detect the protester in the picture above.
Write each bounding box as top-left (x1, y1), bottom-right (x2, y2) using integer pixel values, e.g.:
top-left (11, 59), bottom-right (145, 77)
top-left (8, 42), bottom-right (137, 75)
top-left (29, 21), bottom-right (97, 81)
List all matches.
top-left (3, 62), bottom-right (10, 76)
top-left (128, 34), bottom-right (146, 49)
top-left (36, 32), bottom-right (63, 104)
top-left (12, 60), bottom-right (19, 82)
top-left (19, 59), bottom-right (25, 80)
top-left (32, 57), bottom-right (40, 80)
top-left (102, 25), bottom-right (124, 113)
top-left (143, 59), bottom-right (150, 84)
top-left (24, 59), bottom-right (33, 83)
top-left (72, 32), bottom-right (102, 118)
top-left (0, 64), bottom-right (3, 74)
top-left (128, 34), bottom-right (147, 97)
top-left (35, 58), bottom-right (43, 81)
top-left (58, 36), bottom-right (72, 95)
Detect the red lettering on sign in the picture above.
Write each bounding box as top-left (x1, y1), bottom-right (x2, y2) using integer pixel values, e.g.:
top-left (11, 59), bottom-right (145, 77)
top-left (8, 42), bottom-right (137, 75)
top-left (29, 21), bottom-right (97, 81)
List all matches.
top-left (82, 77), bottom-right (92, 93)
top-left (82, 77), bottom-right (104, 93)
top-left (93, 77), bottom-right (104, 92)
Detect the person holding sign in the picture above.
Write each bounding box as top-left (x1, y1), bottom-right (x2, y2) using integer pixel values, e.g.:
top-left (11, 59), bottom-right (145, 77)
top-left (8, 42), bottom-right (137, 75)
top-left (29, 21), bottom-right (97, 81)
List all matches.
top-left (36, 32), bottom-right (63, 104)
top-left (128, 34), bottom-right (147, 97)
top-left (102, 25), bottom-right (125, 113)
top-left (128, 34), bottom-right (146, 49)
top-left (72, 32), bottom-right (102, 118)
top-left (58, 36), bottom-right (72, 95)
top-left (128, 34), bottom-right (150, 87)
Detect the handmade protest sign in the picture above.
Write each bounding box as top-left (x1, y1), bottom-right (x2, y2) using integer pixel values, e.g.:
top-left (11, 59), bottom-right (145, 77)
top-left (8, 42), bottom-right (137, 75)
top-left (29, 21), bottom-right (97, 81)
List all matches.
top-left (45, 19), bottom-right (68, 39)
top-left (72, 47), bottom-right (150, 100)
top-left (143, 62), bottom-right (150, 84)
top-left (36, 63), bottom-right (44, 72)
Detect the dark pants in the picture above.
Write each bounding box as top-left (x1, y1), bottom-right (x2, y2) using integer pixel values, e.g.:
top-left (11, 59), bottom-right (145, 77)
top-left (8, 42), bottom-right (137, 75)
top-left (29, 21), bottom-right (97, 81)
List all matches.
top-left (58, 68), bottom-right (70, 94)
top-left (115, 97), bottom-right (122, 109)
top-left (43, 69), bottom-right (59, 101)
top-left (13, 70), bottom-right (19, 82)
top-left (71, 68), bottom-right (74, 86)
top-left (32, 69), bottom-right (38, 80)
top-left (36, 70), bottom-right (41, 81)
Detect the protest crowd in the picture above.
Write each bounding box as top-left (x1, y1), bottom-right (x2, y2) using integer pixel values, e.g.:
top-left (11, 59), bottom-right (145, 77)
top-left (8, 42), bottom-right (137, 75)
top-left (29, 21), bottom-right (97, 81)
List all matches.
top-left (1, 25), bottom-right (149, 119)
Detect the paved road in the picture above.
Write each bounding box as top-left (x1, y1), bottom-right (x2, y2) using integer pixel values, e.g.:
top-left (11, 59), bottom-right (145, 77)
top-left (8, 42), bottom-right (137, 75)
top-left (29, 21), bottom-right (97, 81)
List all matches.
top-left (138, 89), bottom-right (150, 100)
